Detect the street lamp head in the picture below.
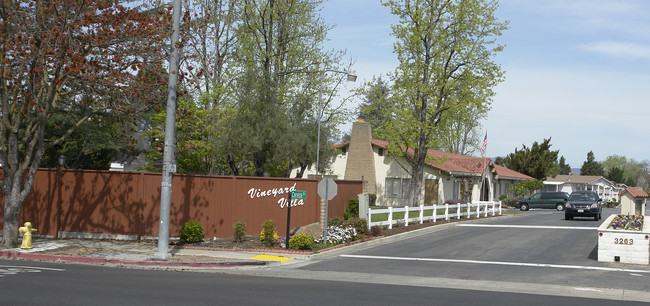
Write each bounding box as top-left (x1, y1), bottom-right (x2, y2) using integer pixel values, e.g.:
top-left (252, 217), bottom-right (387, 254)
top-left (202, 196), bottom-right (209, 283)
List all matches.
top-left (347, 72), bottom-right (357, 82)
top-left (58, 154), bottom-right (66, 167)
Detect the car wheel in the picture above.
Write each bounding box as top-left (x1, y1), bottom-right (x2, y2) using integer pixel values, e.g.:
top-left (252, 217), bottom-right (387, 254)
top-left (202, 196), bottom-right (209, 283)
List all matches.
top-left (594, 215), bottom-right (599, 221)
top-left (520, 203), bottom-right (529, 211)
top-left (556, 203), bottom-right (565, 211)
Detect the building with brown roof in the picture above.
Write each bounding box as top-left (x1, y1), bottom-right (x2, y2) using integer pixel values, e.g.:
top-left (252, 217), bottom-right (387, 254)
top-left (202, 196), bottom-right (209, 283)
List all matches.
top-left (619, 187), bottom-right (648, 215)
top-left (543, 174), bottom-right (623, 202)
top-left (292, 120), bottom-right (533, 206)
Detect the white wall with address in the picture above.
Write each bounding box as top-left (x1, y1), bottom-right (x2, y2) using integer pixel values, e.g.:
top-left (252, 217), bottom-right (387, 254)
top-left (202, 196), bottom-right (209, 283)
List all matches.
top-left (598, 214), bottom-right (650, 265)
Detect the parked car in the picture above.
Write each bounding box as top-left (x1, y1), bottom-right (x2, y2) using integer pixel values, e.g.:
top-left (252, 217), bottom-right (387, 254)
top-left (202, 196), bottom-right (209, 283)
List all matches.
top-left (565, 190), bottom-right (602, 221)
top-left (517, 192), bottom-right (569, 211)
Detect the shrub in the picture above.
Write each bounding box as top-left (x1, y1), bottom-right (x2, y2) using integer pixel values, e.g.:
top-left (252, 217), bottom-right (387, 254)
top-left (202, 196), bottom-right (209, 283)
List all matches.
top-left (355, 234), bottom-right (368, 241)
top-left (260, 220), bottom-right (277, 247)
top-left (369, 194), bottom-right (377, 206)
top-left (288, 234), bottom-right (314, 250)
top-left (370, 225), bottom-right (383, 237)
top-left (233, 222), bottom-right (246, 243)
top-left (328, 217), bottom-right (344, 227)
top-left (344, 217), bottom-right (367, 236)
top-left (498, 194), bottom-right (507, 202)
top-left (180, 221), bottom-right (204, 243)
top-left (344, 198), bottom-right (359, 220)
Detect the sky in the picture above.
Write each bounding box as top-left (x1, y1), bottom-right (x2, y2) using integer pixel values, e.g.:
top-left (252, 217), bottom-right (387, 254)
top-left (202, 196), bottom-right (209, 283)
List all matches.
top-left (319, 0), bottom-right (650, 168)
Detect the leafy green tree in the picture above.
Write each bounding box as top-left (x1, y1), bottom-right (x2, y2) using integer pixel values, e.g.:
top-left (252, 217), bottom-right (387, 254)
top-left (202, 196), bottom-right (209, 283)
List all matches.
top-left (358, 76), bottom-right (392, 138)
top-left (434, 101), bottom-right (487, 155)
top-left (509, 180), bottom-right (544, 198)
top-left (558, 156), bottom-right (572, 175)
top-left (380, 0), bottom-right (507, 206)
top-left (499, 138), bottom-right (559, 180)
top-left (221, 0), bottom-right (348, 177)
top-left (606, 166), bottom-right (624, 184)
top-left (580, 151), bottom-right (604, 176)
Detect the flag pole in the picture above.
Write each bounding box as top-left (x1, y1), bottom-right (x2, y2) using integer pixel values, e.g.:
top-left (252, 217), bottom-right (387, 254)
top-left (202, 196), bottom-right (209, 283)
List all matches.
top-left (480, 132), bottom-right (488, 201)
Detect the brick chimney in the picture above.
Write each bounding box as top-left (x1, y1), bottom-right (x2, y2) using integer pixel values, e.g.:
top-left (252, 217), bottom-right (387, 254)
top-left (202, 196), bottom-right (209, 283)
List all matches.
top-left (344, 120), bottom-right (377, 194)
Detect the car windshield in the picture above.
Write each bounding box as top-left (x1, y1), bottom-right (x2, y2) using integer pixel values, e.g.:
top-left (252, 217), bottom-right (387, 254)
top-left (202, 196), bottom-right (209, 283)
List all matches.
top-left (569, 193), bottom-right (595, 201)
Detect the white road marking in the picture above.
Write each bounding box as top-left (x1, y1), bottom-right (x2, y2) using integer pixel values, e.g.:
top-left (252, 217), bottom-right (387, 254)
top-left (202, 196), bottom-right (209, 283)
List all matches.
top-left (0, 265), bottom-right (66, 271)
top-left (339, 254), bottom-right (650, 274)
top-left (574, 287), bottom-right (602, 292)
top-left (458, 224), bottom-right (599, 230)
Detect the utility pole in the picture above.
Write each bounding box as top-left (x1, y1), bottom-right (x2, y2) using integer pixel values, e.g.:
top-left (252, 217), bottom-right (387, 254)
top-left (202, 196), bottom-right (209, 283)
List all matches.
top-left (154, 0), bottom-right (182, 260)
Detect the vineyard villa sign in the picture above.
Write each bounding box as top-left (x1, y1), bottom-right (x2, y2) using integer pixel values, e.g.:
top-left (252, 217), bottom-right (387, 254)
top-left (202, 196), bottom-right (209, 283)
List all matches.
top-left (247, 183), bottom-right (305, 209)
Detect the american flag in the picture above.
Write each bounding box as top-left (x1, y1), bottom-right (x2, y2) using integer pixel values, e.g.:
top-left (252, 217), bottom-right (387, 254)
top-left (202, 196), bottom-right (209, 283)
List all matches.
top-left (480, 132), bottom-right (488, 155)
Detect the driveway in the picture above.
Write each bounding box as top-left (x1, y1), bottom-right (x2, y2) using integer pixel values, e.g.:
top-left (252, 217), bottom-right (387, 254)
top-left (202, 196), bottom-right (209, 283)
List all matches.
top-left (289, 207), bottom-right (650, 301)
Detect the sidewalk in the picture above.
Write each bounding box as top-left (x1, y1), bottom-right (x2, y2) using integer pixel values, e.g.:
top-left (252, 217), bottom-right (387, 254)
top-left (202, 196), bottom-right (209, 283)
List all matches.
top-left (0, 238), bottom-right (308, 269)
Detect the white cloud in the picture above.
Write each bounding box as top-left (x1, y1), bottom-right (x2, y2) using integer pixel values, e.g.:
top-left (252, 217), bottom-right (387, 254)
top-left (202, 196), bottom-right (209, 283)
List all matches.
top-left (581, 41), bottom-right (650, 60)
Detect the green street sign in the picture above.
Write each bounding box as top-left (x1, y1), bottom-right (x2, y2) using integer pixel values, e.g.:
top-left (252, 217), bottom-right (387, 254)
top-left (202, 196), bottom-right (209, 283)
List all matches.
top-left (291, 190), bottom-right (307, 200)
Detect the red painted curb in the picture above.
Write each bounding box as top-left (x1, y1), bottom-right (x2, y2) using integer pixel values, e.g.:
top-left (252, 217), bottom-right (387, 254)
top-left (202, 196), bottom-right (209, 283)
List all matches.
top-left (0, 251), bottom-right (265, 267)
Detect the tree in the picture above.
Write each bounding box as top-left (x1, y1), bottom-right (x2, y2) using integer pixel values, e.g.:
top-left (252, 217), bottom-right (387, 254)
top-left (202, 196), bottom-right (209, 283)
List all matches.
top-left (558, 156), bottom-right (571, 175)
top-left (498, 138), bottom-right (559, 180)
top-left (0, 0), bottom-right (168, 247)
top-left (380, 0), bottom-right (507, 206)
top-left (606, 166), bottom-right (624, 184)
top-left (434, 101), bottom-right (486, 155)
top-left (358, 76), bottom-right (392, 138)
top-left (220, 0), bottom-right (348, 177)
top-left (509, 179), bottom-right (544, 198)
top-left (580, 151), bottom-right (604, 176)
top-left (600, 155), bottom-right (650, 188)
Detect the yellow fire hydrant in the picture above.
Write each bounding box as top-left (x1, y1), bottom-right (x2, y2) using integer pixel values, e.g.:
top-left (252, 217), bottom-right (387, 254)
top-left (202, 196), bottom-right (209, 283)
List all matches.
top-left (19, 222), bottom-right (37, 249)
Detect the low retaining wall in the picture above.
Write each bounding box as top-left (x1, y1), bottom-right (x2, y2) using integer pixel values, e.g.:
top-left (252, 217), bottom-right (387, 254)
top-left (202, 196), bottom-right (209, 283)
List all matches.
top-left (598, 214), bottom-right (650, 265)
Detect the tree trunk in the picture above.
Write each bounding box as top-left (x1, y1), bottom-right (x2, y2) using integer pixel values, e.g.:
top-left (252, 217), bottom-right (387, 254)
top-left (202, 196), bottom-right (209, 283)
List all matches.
top-left (410, 160), bottom-right (425, 207)
top-left (2, 189), bottom-right (23, 248)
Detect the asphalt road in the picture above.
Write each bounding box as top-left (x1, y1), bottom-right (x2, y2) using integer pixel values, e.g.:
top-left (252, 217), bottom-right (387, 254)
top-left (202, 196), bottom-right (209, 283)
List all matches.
top-left (0, 259), bottom-right (645, 305)
top-left (1, 207), bottom-right (649, 304)
top-left (297, 207), bottom-right (650, 300)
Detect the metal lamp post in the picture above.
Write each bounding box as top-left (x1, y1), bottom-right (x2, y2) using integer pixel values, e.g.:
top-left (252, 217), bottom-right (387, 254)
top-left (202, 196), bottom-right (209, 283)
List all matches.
top-left (154, 0), bottom-right (182, 260)
top-left (315, 69), bottom-right (357, 177)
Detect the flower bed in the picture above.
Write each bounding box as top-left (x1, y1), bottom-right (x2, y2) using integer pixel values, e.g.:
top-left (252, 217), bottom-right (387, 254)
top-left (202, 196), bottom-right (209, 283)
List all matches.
top-left (598, 214), bottom-right (650, 265)
top-left (607, 215), bottom-right (644, 231)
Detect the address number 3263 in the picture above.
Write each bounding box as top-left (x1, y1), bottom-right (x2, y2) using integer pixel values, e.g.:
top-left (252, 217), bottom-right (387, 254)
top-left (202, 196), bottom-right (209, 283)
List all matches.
top-left (614, 238), bottom-right (634, 245)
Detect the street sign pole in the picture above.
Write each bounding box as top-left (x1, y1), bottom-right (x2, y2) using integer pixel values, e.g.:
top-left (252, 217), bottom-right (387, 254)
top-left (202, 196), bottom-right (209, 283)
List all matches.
top-left (318, 178), bottom-right (337, 242)
top-left (285, 192), bottom-right (292, 249)
top-left (323, 181), bottom-right (329, 241)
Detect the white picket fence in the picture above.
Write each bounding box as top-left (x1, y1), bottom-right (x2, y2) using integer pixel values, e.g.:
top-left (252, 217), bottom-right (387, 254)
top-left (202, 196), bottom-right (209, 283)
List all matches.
top-left (367, 201), bottom-right (502, 230)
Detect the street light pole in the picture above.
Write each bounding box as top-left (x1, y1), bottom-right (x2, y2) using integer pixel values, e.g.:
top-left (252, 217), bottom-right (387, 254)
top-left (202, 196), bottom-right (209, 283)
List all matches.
top-left (154, 0), bottom-right (182, 260)
top-left (315, 68), bottom-right (356, 178)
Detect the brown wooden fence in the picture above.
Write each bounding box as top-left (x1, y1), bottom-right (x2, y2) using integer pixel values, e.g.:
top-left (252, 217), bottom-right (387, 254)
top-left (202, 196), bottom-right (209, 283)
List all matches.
top-left (0, 169), bottom-right (363, 239)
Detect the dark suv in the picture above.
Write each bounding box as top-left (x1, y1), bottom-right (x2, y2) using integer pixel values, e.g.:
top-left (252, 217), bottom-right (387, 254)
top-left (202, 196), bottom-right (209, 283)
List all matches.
top-left (518, 192), bottom-right (569, 211)
top-left (565, 190), bottom-right (602, 221)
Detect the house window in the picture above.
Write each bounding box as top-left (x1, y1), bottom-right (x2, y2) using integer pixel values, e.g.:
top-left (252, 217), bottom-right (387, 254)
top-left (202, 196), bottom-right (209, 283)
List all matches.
top-left (378, 148), bottom-right (384, 156)
top-left (385, 177), bottom-right (411, 199)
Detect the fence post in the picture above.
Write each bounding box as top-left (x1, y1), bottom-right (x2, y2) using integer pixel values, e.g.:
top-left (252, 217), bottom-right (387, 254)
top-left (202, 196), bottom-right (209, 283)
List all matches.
top-left (419, 205), bottom-right (424, 224)
top-left (445, 203), bottom-right (449, 221)
top-left (491, 201), bottom-right (496, 216)
top-left (498, 201), bottom-right (502, 215)
top-left (404, 206), bottom-right (409, 227)
top-left (476, 202), bottom-right (480, 218)
top-left (388, 206), bottom-right (393, 230)
top-left (457, 203), bottom-right (461, 219)
top-left (485, 202), bottom-right (488, 218)
top-left (433, 204), bottom-right (437, 222)
top-left (467, 203), bottom-right (471, 218)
